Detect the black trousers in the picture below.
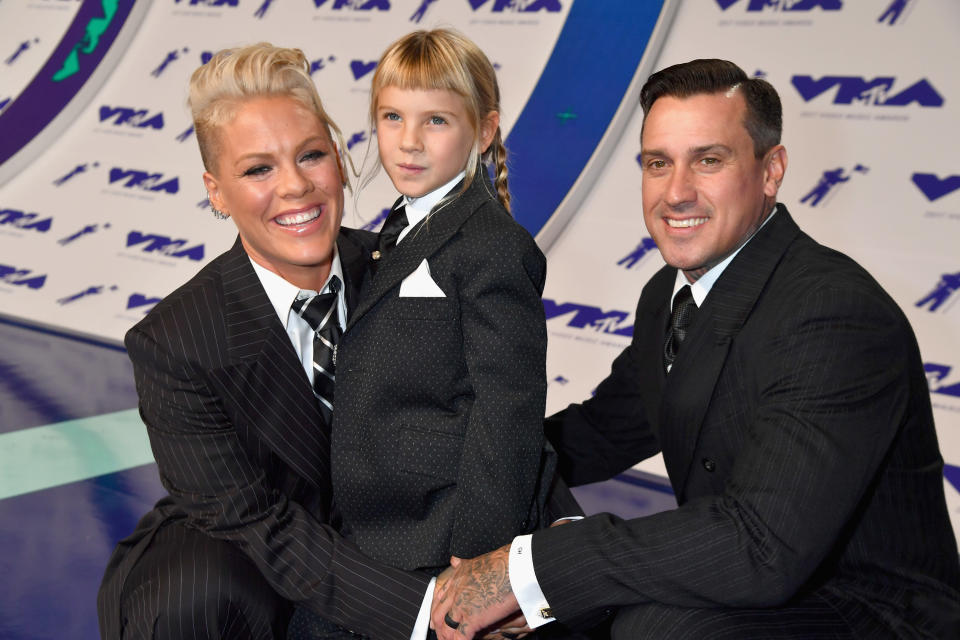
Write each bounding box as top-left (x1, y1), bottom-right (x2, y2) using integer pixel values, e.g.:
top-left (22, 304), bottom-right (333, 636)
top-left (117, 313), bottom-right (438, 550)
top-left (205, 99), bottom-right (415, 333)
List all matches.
top-left (108, 521), bottom-right (292, 639)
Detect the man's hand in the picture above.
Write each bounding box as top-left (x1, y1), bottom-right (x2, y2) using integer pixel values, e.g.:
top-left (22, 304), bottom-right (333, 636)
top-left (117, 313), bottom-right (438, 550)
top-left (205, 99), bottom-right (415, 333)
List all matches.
top-left (430, 544), bottom-right (521, 640)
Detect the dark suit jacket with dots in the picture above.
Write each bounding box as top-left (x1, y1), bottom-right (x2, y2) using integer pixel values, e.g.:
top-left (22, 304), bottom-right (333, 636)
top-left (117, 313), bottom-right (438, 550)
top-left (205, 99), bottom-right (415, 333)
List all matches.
top-left (533, 206), bottom-right (960, 636)
top-left (333, 172), bottom-right (552, 572)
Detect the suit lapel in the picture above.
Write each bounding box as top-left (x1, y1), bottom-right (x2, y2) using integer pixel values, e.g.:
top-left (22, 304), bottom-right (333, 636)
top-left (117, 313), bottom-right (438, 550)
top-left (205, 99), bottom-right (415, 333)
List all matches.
top-left (336, 228), bottom-right (372, 323)
top-left (659, 207), bottom-right (802, 501)
top-left (215, 237), bottom-right (331, 491)
top-left (346, 173), bottom-right (493, 331)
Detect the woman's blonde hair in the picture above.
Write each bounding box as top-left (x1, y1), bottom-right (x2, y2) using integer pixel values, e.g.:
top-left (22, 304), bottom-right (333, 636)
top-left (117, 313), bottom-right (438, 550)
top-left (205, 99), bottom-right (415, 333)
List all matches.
top-left (189, 42), bottom-right (350, 186)
top-left (369, 29), bottom-right (510, 212)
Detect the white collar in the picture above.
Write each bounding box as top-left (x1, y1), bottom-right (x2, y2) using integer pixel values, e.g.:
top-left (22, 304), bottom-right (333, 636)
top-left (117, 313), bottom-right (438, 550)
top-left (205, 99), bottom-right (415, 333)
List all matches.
top-left (672, 205), bottom-right (778, 307)
top-left (250, 248), bottom-right (345, 328)
top-left (401, 170), bottom-right (466, 229)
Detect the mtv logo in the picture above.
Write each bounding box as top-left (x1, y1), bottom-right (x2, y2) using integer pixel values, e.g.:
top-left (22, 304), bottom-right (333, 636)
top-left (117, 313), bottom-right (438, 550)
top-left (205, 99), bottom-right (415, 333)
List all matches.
top-left (468, 0), bottom-right (562, 11)
top-left (0, 264), bottom-right (46, 289)
top-left (109, 168), bottom-right (180, 194)
top-left (126, 231), bottom-right (205, 260)
top-left (99, 106), bottom-right (165, 129)
top-left (716, 0), bottom-right (842, 10)
top-left (0, 209), bottom-right (52, 232)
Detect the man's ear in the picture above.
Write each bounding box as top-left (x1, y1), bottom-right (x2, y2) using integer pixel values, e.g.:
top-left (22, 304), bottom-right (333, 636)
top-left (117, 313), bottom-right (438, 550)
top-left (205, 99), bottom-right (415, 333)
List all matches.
top-left (763, 145), bottom-right (787, 198)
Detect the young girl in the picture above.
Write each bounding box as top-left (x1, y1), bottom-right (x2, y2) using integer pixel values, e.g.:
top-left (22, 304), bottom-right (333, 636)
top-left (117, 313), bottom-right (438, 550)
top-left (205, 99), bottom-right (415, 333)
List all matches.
top-left (287, 28), bottom-right (557, 639)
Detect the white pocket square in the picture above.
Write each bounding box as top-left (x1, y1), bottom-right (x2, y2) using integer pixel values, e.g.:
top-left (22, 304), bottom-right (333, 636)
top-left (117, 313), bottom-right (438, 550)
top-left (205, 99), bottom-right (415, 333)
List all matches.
top-left (399, 259), bottom-right (446, 297)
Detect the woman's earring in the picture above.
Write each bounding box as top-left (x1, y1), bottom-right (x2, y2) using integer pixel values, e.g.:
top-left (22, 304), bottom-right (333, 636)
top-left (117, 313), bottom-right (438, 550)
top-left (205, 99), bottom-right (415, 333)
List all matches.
top-left (208, 193), bottom-right (229, 220)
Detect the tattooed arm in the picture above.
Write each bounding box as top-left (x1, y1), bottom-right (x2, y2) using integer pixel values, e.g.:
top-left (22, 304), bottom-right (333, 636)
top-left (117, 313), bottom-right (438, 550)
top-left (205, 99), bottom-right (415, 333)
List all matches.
top-left (431, 544), bottom-right (522, 640)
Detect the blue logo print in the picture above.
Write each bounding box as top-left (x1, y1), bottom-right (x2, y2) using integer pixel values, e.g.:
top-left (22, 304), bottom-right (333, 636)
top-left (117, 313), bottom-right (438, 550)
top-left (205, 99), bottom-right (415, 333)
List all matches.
top-left (314, 0), bottom-right (390, 9)
top-left (176, 124), bottom-right (194, 142)
top-left (924, 364), bottom-right (960, 398)
top-left (151, 47), bottom-right (189, 77)
top-left (109, 168), bottom-right (180, 194)
top-left (58, 222), bottom-right (110, 245)
top-left (127, 293), bottom-right (163, 314)
top-left (361, 208), bottom-right (390, 232)
top-left (878, 0), bottom-right (912, 25)
top-left (174, 0), bottom-right (238, 5)
top-left (350, 60), bottom-right (377, 80)
top-left (715, 0), bottom-right (841, 10)
top-left (468, 0), bottom-right (561, 11)
top-left (617, 238), bottom-right (658, 269)
top-left (57, 284), bottom-right (117, 305)
top-left (912, 173), bottom-right (960, 202)
top-left (800, 164), bottom-right (867, 207)
top-left (0, 209), bottom-right (52, 233)
top-left (792, 76), bottom-right (943, 107)
top-left (126, 231), bottom-right (205, 260)
top-left (410, 0), bottom-right (436, 22)
top-left (5, 38), bottom-right (40, 65)
top-left (53, 162), bottom-right (99, 186)
top-left (0, 264), bottom-right (46, 289)
top-left (310, 55), bottom-right (337, 75)
top-left (544, 298), bottom-right (633, 337)
top-left (0, 96), bottom-right (11, 114)
top-left (916, 272), bottom-right (960, 313)
top-left (99, 105), bottom-right (165, 130)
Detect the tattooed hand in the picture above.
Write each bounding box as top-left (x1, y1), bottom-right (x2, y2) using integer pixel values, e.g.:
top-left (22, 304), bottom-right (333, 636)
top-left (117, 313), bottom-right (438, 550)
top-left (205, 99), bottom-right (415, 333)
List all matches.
top-left (430, 544), bottom-right (521, 640)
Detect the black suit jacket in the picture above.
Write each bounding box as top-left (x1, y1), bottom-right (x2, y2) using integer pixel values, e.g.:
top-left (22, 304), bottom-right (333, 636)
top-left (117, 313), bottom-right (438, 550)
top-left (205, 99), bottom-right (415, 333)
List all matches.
top-left (534, 206), bottom-right (960, 635)
top-left (98, 229), bottom-right (430, 640)
top-left (332, 173), bottom-right (554, 571)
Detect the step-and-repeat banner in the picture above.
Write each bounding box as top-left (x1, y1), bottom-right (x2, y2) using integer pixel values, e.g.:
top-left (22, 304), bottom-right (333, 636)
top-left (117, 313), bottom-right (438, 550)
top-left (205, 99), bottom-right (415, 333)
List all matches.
top-left (2, 0), bottom-right (959, 534)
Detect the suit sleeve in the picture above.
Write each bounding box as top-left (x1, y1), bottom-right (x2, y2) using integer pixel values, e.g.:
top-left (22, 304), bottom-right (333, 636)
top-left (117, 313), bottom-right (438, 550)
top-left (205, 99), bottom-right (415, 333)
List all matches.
top-left (531, 281), bottom-right (913, 619)
top-left (125, 323), bottom-right (430, 640)
top-left (448, 219), bottom-right (549, 557)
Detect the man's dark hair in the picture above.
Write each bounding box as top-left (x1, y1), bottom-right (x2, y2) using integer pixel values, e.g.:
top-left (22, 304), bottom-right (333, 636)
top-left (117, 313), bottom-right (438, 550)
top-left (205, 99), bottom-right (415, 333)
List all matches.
top-left (639, 59), bottom-right (782, 158)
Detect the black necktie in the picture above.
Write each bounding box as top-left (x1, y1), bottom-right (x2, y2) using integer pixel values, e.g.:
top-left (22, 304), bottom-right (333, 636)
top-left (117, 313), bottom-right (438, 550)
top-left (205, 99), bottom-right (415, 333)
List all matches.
top-left (371, 205), bottom-right (409, 274)
top-left (664, 284), bottom-right (697, 372)
top-left (291, 276), bottom-right (341, 421)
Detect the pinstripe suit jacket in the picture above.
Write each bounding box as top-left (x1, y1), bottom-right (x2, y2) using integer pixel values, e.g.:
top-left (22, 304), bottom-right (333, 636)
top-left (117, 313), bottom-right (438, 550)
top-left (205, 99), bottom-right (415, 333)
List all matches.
top-left (98, 229), bottom-right (430, 640)
top-left (331, 172), bottom-right (553, 572)
top-left (534, 206), bottom-right (960, 636)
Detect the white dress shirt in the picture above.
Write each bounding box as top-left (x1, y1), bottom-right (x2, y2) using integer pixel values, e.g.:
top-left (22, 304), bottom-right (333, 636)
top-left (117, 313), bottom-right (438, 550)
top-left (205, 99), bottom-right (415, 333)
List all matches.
top-left (510, 206), bottom-right (779, 629)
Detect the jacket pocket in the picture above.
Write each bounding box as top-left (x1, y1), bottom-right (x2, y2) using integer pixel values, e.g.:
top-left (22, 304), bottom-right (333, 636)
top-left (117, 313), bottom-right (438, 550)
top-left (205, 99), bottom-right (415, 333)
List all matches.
top-left (398, 425), bottom-right (463, 482)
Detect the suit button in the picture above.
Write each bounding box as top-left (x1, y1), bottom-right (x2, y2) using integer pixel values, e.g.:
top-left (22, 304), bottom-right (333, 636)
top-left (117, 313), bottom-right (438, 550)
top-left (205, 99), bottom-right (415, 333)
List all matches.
top-left (702, 458), bottom-right (716, 472)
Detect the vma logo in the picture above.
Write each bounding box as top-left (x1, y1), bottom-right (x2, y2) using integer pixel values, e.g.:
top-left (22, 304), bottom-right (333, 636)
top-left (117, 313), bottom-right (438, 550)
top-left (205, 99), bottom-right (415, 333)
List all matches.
top-left (99, 105), bottom-right (165, 130)
top-left (127, 231), bottom-right (205, 261)
top-left (0, 264), bottom-right (46, 289)
top-left (792, 75), bottom-right (943, 107)
top-left (912, 173), bottom-right (960, 202)
top-left (468, 0), bottom-right (562, 12)
top-left (127, 231), bottom-right (203, 262)
top-left (916, 271), bottom-right (960, 313)
top-left (925, 364), bottom-right (960, 398)
top-left (715, 0), bottom-right (841, 10)
top-left (313, 0), bottom-right (390, 9)
top-left (800, 164), bottom-right (868, 207)
top-left (0, 208), bottom-right (52, 233)
top-left (109, 168), bottom-right (180, 194)
top-left (544, 298), bottom-right (633, 337)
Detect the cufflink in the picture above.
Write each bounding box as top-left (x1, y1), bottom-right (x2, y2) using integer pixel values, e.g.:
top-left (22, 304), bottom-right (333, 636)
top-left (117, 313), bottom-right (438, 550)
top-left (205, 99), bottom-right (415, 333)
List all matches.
top-left (371, 250), bottom-right (381, 260)
top-left (539, 607), bottom-right (553, 619)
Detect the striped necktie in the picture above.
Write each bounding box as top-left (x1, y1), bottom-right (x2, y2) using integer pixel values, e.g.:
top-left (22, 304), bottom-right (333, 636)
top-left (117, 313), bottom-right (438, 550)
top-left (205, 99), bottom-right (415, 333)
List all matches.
top-left (664, 284), bottom-right (697, 372)
top-left (292, 275), bottom-right (341, 420)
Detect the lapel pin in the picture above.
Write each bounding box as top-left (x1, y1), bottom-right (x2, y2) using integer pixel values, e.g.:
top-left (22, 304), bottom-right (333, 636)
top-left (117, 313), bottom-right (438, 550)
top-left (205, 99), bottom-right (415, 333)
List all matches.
top-left (371, 250), bottom-right (381, 261)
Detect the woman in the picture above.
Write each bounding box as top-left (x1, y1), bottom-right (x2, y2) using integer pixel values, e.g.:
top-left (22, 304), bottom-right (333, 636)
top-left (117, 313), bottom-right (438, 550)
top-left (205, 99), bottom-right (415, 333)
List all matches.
top-left (96, 43), bottom-right (432, 640)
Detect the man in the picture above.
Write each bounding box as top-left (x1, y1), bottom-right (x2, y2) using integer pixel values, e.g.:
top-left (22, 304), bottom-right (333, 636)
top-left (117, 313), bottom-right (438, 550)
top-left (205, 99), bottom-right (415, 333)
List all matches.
top-left (433, 59), bottom-right (960, 639)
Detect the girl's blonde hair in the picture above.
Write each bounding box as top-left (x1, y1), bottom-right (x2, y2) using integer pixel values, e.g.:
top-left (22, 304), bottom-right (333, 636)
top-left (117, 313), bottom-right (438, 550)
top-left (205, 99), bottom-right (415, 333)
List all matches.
top-left (369, 29), bottom-right (510, 212)
top-left (189, 42), bottom-right (350, 186)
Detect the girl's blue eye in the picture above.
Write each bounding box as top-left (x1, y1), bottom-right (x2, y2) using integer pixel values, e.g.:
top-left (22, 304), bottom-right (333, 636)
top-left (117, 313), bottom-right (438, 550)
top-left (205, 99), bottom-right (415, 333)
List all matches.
top-left (430, 116), bottom-right (446, 125)
top-left (384, 112), bottom-right (400, 121)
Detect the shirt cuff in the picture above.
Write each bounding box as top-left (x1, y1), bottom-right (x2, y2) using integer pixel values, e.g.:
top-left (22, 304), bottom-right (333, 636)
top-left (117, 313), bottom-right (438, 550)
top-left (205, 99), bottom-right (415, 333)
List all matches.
top-left (509, 534), bottom-right (555, 629)
top-left (410, 577), bottom-right (436, 640)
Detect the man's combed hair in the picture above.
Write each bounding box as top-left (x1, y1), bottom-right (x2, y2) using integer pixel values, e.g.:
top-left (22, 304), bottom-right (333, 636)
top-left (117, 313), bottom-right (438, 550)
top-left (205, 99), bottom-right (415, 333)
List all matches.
top-left (189, 42), bottom-right (348, 181)
top-left (639, 58), bottom-right (782, 158)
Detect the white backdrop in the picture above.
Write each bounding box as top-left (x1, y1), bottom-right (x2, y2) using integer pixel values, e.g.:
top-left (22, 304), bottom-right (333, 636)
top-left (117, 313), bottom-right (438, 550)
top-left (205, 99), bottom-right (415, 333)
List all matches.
top-left (2, 0), bottom-right (959, 535)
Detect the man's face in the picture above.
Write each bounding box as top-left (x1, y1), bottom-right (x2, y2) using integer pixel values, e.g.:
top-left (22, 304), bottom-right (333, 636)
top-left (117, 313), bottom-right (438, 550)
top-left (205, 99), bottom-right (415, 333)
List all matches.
top-left (639, 91), bottom-right (786, 281)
